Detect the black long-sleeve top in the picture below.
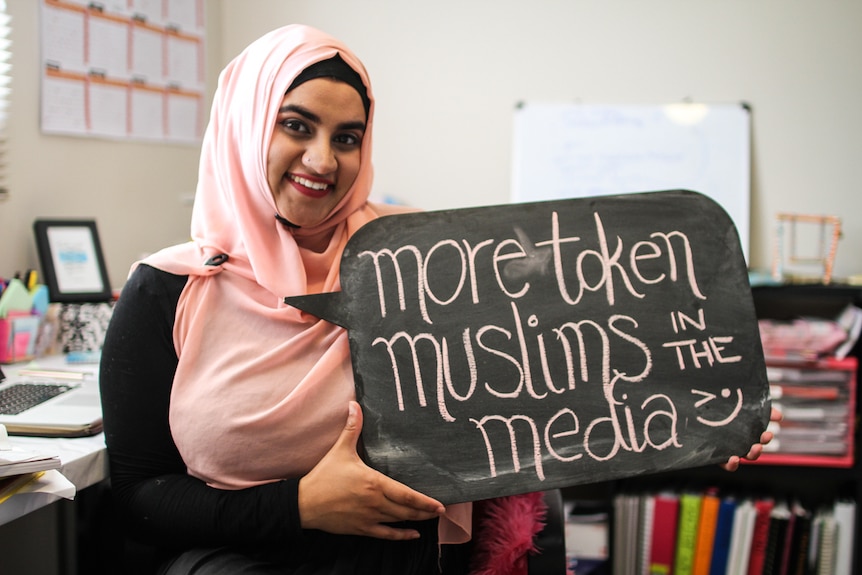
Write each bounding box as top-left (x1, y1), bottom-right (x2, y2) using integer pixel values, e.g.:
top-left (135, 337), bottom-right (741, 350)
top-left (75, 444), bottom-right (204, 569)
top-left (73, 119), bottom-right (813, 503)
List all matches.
top-left (99, 263), bottom-right (304, 550)
top-left (98, 264), bottom-right (454, 572)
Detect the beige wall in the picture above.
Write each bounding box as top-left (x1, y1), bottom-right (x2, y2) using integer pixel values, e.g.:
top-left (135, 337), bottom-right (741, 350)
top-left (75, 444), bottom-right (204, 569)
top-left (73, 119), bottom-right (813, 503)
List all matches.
top-left (2, 0), bottom-right (861, 288)
top-left (0, 0), bottom-right (224, 289)
top-left (220, 0), bottom-right (862, 282)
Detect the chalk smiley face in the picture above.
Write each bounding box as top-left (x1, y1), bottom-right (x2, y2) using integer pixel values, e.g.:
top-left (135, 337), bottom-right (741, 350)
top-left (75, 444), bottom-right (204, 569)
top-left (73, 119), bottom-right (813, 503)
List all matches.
top-left (691, 387), bottom-right (744, 427)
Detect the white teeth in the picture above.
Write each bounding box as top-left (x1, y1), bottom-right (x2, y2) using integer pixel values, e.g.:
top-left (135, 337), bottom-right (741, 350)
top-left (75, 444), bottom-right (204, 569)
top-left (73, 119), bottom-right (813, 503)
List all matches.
top-left (292, 175), bottom-right (329, 191)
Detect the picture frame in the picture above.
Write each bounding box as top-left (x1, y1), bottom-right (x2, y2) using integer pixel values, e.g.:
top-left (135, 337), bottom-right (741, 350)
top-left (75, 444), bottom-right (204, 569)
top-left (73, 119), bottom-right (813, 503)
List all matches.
top-left (33, 219), bottom-right (112, 303)
top-left (771, 213), bottom-right (842, 285)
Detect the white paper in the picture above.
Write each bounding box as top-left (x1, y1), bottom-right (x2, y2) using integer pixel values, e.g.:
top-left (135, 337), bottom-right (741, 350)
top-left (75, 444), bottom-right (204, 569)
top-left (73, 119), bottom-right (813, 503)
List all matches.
top-left (39, 0), bottom-right (205, 143)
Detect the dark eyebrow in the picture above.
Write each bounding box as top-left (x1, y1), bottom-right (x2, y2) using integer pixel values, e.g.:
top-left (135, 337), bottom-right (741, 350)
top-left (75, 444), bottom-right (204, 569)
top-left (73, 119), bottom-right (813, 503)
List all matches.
top-left (279, 104), bottom-right (320, 124)
top-left (278, 104), bottom-right (366, 133)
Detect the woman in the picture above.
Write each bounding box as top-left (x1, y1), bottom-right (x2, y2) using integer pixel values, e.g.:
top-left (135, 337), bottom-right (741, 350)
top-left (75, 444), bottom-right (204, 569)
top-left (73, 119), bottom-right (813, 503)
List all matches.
top-left (100, 24), bottom-right (774, 575)
top-left (101, 24), bottom-right (470, 574)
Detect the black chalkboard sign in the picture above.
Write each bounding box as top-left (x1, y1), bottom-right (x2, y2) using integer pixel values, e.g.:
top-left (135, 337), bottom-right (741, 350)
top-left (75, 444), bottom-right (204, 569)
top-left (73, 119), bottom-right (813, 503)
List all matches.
top-left (285, 190), bottom-right (771, 504)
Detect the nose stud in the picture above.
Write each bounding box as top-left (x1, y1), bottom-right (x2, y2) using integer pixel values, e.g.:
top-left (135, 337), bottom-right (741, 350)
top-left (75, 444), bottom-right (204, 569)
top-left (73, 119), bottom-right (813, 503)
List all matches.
top-left (303, 149), bottom-right (336, 172)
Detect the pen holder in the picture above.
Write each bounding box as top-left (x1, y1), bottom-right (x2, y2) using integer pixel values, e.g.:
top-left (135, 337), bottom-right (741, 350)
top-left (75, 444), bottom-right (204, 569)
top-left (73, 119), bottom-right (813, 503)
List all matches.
top-left (0, 313), bottom-right (42, 364)
top-left (57, 302), bottom-right (115, 353)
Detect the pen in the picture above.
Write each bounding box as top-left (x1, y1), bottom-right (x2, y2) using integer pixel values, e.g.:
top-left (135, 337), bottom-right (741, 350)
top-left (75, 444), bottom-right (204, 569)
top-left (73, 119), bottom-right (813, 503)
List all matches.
top-left (16, 369), bottom-right (88, 381)
top-left (25, 269), bottom-right (38, 291)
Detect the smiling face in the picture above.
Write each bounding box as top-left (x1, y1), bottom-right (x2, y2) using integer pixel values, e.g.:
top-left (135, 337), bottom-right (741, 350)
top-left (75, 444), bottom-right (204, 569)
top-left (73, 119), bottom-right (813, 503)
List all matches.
top-left (267, 77), bottom-right (367, 229)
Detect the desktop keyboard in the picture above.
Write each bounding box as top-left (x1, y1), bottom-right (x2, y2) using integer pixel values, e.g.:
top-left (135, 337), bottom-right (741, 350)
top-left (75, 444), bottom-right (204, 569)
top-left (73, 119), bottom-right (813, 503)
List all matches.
top-left (0, 383), bottom-right (74, 415)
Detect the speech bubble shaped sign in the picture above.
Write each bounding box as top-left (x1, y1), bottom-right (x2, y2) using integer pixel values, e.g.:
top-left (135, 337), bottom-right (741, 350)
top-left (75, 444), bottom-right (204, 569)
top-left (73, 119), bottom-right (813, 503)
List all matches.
top-left (285, 190), bottom-right (770, 504)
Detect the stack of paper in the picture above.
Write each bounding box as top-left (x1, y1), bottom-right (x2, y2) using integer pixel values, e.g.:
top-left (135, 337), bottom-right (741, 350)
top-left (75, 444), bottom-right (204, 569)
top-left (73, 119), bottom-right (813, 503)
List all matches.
top-left (766, 363), bottom-right (854, 458)
top-left (0, 423), bottom-right (63, 505)
top-left (0, 444), bottom-right (61, 478)
top-left (0, 422), bottom-right (61, 478)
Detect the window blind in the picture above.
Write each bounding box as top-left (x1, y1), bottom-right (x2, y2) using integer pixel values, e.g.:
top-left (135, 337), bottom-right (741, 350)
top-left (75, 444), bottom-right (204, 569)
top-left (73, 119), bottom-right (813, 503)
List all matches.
top-left (0, 0), bottom-right (10, 200)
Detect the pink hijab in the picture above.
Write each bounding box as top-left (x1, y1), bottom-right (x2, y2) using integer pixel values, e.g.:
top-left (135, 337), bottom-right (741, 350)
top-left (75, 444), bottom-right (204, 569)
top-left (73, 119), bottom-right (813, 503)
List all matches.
top-left (141, 24), bottom-right (470, 543)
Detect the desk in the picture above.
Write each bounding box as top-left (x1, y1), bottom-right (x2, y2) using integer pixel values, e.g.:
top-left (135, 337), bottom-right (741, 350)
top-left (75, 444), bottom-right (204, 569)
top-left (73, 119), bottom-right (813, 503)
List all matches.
top-left (0, 354), bottom-right (109, 574)
top-left (1, 352), bottom-right (108, 526)
top-left (0, 432), bottom-right (107, 526)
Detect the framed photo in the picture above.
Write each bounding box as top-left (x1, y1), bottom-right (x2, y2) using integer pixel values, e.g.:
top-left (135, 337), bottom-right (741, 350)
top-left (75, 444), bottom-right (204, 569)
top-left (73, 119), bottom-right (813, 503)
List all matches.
top-left (33, 219), bottom-right (112, 303)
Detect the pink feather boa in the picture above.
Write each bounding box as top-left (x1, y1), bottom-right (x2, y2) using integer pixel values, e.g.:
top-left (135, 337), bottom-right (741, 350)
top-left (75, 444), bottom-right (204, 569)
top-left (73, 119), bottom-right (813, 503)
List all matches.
top-left (468, 492), bottom-right (549, 575)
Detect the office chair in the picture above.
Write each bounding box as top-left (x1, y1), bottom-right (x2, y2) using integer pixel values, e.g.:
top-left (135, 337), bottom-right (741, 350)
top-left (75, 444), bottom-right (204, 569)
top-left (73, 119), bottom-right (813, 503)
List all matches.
top-left (79, 482), bottom-right (567, 574)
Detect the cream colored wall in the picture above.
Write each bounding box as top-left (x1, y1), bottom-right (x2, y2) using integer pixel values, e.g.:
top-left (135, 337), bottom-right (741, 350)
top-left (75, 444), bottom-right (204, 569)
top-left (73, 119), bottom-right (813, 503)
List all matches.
top-left (2, 0), bottom-right (861, 288)
top-left (220, 0), bottom-right (862, 282)
top-left (0, 0), bottom-right (224, 289)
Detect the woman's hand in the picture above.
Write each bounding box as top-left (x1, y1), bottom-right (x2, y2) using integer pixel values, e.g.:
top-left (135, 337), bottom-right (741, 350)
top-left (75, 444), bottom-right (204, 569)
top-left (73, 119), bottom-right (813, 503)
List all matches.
top-left (720, 407), bottom-right (782, 471)
top-left (298, 401), bottom-right (445, 540)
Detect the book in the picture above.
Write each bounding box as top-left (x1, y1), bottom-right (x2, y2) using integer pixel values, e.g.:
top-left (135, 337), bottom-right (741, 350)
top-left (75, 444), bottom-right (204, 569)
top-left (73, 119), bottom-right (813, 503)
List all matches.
top-left (0, 424), bottom-right (61, 478)
top-left (709, 496), bottom-right (738, 575)
top-left (814, 510), bottom-right (837, 575)
top-left (612, 494), bottom-right (628, 575)
top-left (747, 498), bottom-right (776, 575)
top-left (648, 492), bottom-right (680, 575)
top-left (0, 447), bottom-right (61, 476)
top-left (726, 499), bottom-right (757, 575)
top-left (674, 492), bottom-right (703, 575)
top-left (638, 493), bottom-right (656, 575)
top-left (832, 500), bottom-right (855, 575)
top-left (762, 500), bottom-right (791, 575)
top-left (622, 494), bottom-right (641, 575)
top-left (783, 502), bottom-right (811, 575)
top-left (0, 470), bottom-right (46, 504)
top-left (692, 488), bottom-right (721, 575)
top-left (776, 501), bottom-right (798, 575)
top-left (564, 499), bottom-right (610, 565)
top-left (769, 383), bottom-right (841, 401)
top-left (613, 493), bottom-right (641, 575)
top-left (807, 511), bottom-right (824, 575)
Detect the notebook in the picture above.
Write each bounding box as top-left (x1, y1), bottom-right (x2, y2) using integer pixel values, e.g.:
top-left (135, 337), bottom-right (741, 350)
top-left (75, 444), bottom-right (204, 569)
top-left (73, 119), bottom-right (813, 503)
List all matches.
top-left (0, 358), bottom-right (103, 437)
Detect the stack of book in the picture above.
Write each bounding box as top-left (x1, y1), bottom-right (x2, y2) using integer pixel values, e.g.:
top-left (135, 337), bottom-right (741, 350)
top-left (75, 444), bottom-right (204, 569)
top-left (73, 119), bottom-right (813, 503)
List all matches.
top-left (754, 357), bottom-right (857, 467)
top-left (0, 424), bottom-right (61, 504)
top-left (755, 306), bottom-right (859, 467)
top-left (757, 305), bottom-right (862, 364)
top-left (612, 489), bottom-right (855, 575)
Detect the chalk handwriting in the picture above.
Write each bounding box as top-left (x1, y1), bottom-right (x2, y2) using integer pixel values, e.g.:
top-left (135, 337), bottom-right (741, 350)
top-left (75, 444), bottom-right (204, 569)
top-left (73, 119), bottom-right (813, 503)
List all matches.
top-left (358, 210), bottom-right (706, 325)
top-left (357, 207), bottom-right (746, 482)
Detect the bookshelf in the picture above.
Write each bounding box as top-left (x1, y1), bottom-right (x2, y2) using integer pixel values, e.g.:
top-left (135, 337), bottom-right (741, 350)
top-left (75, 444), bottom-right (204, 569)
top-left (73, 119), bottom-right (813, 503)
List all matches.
top-left (562, 283), bottom-right (862, 573)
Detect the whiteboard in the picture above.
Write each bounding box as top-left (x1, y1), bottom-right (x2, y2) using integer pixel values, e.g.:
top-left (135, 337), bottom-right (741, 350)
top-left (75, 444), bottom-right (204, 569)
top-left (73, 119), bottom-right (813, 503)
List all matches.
top-left (511, 102), bottom-right (751, 260)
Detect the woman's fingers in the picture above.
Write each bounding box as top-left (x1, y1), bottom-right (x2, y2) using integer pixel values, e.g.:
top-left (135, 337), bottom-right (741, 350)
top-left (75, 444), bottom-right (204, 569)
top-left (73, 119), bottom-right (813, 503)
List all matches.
top-left (719, 407), bottom-right (781, 471)
top-left (770, 407), bottom-right (783, 424)
top-left (298, 401), bottom-right (444, 539)
top-left (720, 456), bottom-right (741, 472)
